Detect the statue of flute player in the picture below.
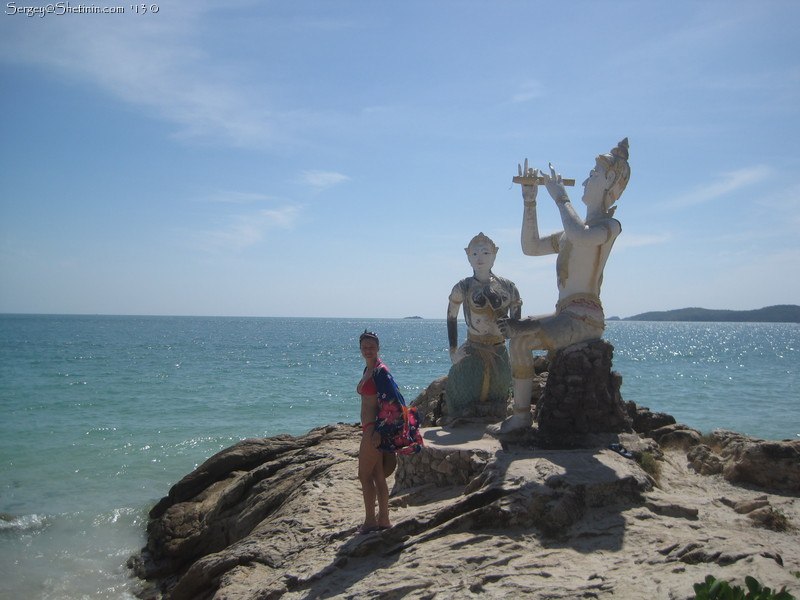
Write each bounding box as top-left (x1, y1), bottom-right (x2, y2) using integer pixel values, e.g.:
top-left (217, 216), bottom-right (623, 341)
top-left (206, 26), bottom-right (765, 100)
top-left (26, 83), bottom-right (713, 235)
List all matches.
top-left (498, 138), bottom-right (630, 433)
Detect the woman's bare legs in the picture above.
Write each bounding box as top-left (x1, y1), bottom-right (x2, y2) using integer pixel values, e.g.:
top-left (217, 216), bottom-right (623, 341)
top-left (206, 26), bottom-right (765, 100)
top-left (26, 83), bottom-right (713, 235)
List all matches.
top-left (358, 437), bottom-right (382, 528)
top-left (382, 452), bottom-right (397, 478)
top-left (373, 457), bottom-right (391, 528)
top-left (358, 437), bottom-right (393, 530)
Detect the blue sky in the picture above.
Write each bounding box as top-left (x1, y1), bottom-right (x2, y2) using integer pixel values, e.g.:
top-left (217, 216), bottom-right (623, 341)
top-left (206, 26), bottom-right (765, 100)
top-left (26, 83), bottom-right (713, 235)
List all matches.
top-left (1, 0), bottom-right (799, 318)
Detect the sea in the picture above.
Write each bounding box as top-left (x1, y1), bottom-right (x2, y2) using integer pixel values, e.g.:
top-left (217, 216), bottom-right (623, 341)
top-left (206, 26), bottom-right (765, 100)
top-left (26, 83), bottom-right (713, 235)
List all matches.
top-left (0, 314), bottom-right (798, 599)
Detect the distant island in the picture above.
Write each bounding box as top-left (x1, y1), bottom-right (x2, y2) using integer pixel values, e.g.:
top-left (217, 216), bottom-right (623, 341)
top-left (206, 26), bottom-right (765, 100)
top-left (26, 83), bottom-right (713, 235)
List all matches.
top-left (404, 316), bottom-right (424, 319)
top-left (623, 304), bottom-right (800, 323)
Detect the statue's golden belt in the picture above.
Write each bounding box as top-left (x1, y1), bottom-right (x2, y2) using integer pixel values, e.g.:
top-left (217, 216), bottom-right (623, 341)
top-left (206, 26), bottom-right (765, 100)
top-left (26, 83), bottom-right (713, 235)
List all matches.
top-left (467, 333), bottom-right (506, 346)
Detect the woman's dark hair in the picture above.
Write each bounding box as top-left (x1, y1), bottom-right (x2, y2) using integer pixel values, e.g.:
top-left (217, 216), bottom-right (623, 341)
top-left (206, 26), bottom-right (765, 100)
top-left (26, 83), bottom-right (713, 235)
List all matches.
top-left (359, 330), bottom-right (379, 346)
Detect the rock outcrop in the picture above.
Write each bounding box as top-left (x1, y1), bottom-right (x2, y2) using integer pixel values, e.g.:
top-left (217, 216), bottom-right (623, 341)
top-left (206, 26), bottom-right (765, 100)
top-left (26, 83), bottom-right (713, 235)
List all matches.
top-left (624, 402), bottom-right (676, 436)
top-left (413, 375), bottom-right (448, 427)
top-left (130, 421), bottom-right (800, 600)
top-left (536, 339), bottom-right (633, 440)
top-left (687, 430), bottom-right (800, 494)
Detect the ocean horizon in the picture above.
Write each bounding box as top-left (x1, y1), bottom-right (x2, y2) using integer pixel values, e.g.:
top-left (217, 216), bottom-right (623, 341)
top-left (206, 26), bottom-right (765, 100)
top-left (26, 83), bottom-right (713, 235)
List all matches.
top-left (1, 315), bottom-right (798, 599)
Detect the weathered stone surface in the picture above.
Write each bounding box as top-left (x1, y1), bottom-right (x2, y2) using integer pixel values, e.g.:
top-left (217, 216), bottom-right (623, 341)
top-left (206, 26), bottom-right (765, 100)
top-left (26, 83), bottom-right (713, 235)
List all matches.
top-left (130, 421), bottom-right (800, 600)
top-left (411, 375), bottom-right (447, 427)
top-left (650, 423), bottom-right (703, 450)
top-left (393, 426), bottom-right (496, 490)
top-left (719, 495), bottom-right (792, 531)
top-left (135, 425), bottom-right (359, 586)
top-left (666, 428), bottom-right (800, 494)
top-left (687, 444), bottom-right (724, 475)
top-left (535, 339), bottom-right (632, 439)
top-left (625, 401), bottom-right (677, 435)
top-left (703, 430), bottom-right (800, 493)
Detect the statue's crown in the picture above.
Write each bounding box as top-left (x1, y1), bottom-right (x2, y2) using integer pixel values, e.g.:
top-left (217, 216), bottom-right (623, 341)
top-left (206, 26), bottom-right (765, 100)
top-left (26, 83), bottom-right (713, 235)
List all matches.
top-left (611, 137), bottom-right (629, 161)
top-left (595, 138), bottom-right (630, 213)
top-left (465, 232), bottom-right (499, 254)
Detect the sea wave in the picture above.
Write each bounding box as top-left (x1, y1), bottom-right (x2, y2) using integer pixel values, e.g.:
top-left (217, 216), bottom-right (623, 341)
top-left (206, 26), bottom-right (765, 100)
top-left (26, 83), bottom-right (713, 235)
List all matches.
top-left (0, 512), bottom-right (48, 533)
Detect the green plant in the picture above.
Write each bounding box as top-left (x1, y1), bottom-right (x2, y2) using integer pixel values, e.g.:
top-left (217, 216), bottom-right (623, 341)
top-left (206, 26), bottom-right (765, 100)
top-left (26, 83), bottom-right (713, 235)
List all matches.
top-left (758, 508), bottom-right (792, 533)
top-left (699, 432), bottom-right (717, 447)
top-left (636, 450), bottom-right (662, 483)
top-left (691, 574), bottom-right (795, 600)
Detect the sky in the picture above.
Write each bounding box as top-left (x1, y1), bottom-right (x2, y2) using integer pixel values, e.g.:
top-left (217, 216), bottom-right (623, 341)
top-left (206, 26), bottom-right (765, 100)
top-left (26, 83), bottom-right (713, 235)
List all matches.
top-left (1, 0), bottom-right (799, 319)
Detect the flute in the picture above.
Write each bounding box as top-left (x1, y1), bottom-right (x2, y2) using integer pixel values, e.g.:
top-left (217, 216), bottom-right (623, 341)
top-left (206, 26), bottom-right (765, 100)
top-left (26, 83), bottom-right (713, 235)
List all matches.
top-left (512, 175), bottom-right (575, 186)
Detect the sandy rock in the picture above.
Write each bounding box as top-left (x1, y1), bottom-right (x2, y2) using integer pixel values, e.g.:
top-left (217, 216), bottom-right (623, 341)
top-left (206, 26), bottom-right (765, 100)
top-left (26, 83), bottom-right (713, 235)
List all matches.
top-left (683, 431), bottom-right (800, 494)
top-left (411, 375), bottom-right (447, 427)
top-left (711, 431), bottom-right (800, 493)
top-left (625, 401), bottom-right (677, 435)
top-left (734, 497), bottom-right (771, 514)
top-left (688, 444), bottom-right (725, 475)
top-left (649, 423), bottom-right (703, 450)
top-left (131, 423), bottom-right (800, 600)
top-left (618, 432), bottom-right (664, 460)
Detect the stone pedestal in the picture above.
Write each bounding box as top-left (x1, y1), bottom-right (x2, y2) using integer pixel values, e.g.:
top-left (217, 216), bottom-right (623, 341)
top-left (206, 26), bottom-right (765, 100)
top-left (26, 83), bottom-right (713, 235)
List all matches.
top-left (392, 425), bottom-right (500, 492)
top-left (536, 339), bottom-right (632, 441)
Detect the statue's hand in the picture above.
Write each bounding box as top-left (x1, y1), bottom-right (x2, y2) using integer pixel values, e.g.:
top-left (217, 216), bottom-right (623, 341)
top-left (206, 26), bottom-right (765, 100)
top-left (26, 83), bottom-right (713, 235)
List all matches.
top-left (544, 162), bottom-right (568, 203)
top-left (451, 346), bottom-right (467, 365)
top-left (518, 159), bottom-right (538, 204)
top-left (497, 317), bottom-right (513, 339)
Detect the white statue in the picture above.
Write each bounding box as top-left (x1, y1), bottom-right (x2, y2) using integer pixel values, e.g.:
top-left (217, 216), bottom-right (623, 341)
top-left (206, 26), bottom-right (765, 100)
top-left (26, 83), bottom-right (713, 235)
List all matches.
top-left (446, 233), bottom-right (521, 418)
top-left (498, 139), bottom-right (630, 433)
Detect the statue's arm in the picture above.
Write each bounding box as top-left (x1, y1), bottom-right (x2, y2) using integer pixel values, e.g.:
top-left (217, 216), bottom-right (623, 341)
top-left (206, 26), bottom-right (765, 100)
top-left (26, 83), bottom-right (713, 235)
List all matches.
top-left (557, 200), bottom-right (621, 245)
top-left (510, 302), bottom-right (522, 320)
top-left (447, 285), bottom-right (463, 359)
top-left (544, 163), bottom-right (619, 245)
top-left (447, 302), bottom-right (460, 360)
top-left (521, 199), bottom-right (560, 256)
top-left (517, 162), bottom-right (557, 256)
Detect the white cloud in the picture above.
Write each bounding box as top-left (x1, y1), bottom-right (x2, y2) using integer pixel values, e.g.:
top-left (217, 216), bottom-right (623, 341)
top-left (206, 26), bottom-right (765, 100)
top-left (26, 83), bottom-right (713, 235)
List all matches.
top-left (201, 190), bottom-right (277, 204)
top-left (509, 80), bottom-right (545, 104)
top-left (0, 4), bottom-right (275, 146)
top-left (300, 171), bottom-right (350, 188)
top-left (665, 165), bottom-right (773, 209)
top-left (197, 207), bottom-right (300, 252)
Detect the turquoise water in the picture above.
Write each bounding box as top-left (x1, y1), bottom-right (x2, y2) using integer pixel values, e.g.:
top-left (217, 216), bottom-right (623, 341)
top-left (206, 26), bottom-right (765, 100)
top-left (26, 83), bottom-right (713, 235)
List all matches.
top-left (0, 315), bottom-right (798, 599)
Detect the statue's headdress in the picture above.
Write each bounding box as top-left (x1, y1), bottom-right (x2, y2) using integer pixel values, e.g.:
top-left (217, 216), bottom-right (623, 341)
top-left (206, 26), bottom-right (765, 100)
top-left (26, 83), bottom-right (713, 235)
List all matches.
top-left (596, 138), bottom-right (630, 215)
top-left (464, 232), bottom-right (499, 255)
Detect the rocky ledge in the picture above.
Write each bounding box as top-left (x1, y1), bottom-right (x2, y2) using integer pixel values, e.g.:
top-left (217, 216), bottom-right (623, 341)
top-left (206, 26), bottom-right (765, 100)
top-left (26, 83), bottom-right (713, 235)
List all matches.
top-left (129, 415), bottom-right (800, 600)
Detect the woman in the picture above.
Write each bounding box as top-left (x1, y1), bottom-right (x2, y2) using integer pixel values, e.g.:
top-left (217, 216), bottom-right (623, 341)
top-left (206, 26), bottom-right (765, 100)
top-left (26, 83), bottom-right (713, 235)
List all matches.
top-left (356, 331), bottom-right (422, 534)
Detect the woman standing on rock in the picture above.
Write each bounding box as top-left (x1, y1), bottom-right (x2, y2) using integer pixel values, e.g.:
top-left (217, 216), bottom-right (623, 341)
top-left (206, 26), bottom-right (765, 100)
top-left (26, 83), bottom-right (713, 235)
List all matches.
top-left (357, 331), bottom-right (422, 534)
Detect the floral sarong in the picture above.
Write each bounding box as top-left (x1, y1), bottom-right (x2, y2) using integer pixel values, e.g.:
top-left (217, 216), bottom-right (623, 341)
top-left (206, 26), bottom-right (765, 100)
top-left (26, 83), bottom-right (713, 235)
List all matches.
top-left (371, 361), bottom-right (424, 455)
